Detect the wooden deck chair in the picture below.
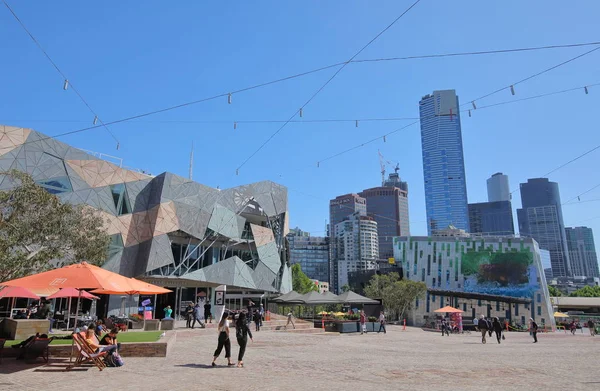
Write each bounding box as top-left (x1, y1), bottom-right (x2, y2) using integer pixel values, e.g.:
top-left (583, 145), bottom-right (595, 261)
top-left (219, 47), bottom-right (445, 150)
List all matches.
top-left (68, 333), bottom-right (107, 371)
top-left (22, 337), bottom-right (54, 363)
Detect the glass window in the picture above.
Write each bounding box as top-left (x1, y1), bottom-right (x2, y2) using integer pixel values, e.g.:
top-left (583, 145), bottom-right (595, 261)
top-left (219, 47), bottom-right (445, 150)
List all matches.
top-left (110, 183), bottom-right (132, 215)
top-left (107, 233), bottom-right (124, 259)
top-left (36, 176), bottom-right (73, 194)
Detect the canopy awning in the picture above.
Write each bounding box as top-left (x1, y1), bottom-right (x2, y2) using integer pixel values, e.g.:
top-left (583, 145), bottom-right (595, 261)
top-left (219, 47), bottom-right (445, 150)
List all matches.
top-left (337, 291), bottom-right (379, 305)
top-left (434, 305), bottom-right (463, 313)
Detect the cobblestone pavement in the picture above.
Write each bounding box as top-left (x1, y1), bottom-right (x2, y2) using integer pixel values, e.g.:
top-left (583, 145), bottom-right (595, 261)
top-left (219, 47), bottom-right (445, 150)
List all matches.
top-left (1, 327), bottom-right (598, 391)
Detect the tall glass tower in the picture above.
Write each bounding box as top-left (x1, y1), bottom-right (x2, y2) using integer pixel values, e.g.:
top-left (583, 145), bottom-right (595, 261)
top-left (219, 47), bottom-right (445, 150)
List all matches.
top-left (419, 90), bottom-right (470, 235)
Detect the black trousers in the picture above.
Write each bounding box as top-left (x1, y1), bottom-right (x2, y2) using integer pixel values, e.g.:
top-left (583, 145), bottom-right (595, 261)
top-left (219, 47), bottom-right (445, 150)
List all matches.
top-left (532, 331), bottom-right (538, 342)
top-left (213, 332), bottom-right (231, 358)
top-left (186, 314), bottom-right (193, 328)
top-left (441, 326), bottom-right (449, 336)
top-left (495, 330), bottom-right (502, 343)
top-left (237, 337), bottom-right (247, 361)
top-left (378, 323), bottom-right (386, 333)
top-left (255, 321), bottom-right (260, 331)
top-left (191, 316), bottom-right (202, 328)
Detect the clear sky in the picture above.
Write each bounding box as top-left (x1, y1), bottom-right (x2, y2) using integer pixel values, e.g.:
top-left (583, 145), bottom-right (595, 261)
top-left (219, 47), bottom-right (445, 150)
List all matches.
top-left (2, 1), bottom-right (600, 247)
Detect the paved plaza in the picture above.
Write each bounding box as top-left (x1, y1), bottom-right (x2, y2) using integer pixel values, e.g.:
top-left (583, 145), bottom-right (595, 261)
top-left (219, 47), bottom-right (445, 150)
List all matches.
top-left (1, 326), bottom-right (598, 391)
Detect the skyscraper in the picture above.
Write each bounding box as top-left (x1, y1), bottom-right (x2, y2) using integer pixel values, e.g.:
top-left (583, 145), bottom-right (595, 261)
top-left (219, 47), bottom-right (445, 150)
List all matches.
top-left (359, 171), bottom-right (410, 259)
top-left (566, 227), bottom-right (599, 278)
top-left (487, 172), bottom-right (510, 202)
top-left (419, 90), bottom-right (470, 234)
top-left (517, 178), bottom-right (571, 277)
top-left (329, 193), bottom-right (367, 292)
top-left (287, 231), bottom-right (330, 284)
top-left (468, 201), bottom-right (515, 236)
top-left (335, 213), bottom-right (379, 291)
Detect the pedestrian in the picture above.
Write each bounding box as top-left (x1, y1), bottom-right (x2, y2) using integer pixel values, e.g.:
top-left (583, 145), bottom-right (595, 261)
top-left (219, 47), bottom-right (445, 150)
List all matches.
top-left (185, 302), bottom-right (194, 328)
top-left (204, 300), bottom-right (212, 324)
top-left (235, 312), bottom-right (253, 368)
top-left (570, 320), bottom-right (576, 335)
top-left (587, 319), bottom-right (595, 336)
top-left (360, 310), bottom-right (367, 334)
top-left (253, 310), bottom-right (261, 332)
top-left (285, 310), bottom-right (295, 330)
top-left (246, 300), bottom-right (254, 324)
top-left (478, 315), bottom-right (489, 344)
top-left (530, 318), bottom-right (539, 343)
top-left (163, 305), bottom-right (173, 319)
top-left (212, 313), bottom-right (234, 367)
top-left (377, 311), bottom-right (386, 334)
top-left (492, 317), bottom-right (503, 344)
top-left (440, 318), bottom-right (449, 336)
top-left (259, 304), bottom-right (265, 325)
top-left (192, 302), bottom-right (204, 329)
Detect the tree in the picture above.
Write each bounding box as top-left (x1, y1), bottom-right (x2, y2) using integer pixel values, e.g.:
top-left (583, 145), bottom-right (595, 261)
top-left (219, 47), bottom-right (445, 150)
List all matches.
top-left (0, 170), bottom-right (110, 282)
top-left (291, 263), bottom-right (318, 294)
top-left (364, 272), bottom-right (427, 320)
top-left (340, 284), bottom-right (351, 293)
top-left (569, 285), bottom-right (600, 297)
top-left (548, 285), bottom-right (563, 297)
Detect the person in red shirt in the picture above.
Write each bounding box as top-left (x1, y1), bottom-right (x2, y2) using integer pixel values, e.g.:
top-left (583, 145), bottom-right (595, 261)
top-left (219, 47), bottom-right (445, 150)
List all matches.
top-left (360, 310), bottom-right (367, 334)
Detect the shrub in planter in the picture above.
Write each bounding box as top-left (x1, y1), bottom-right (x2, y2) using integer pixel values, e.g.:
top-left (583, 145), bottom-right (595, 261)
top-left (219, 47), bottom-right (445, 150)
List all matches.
top-left (368, 316), bottom-right (377, 322)
top-left (348, 314), bottom-right (359, 321)
top-left (129, 314), bottom-right (143, 322)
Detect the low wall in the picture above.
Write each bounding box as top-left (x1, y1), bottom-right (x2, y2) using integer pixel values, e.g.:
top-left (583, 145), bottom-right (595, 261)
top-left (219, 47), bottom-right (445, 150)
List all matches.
top-left (1, 331), bottom-right (176, 359)
top-left (2, 319), bottom-right (50, 340)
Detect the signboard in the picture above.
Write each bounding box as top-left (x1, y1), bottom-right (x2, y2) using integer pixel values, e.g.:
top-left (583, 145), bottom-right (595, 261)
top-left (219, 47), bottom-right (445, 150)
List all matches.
top-left (388, 257), bottom-right (395, 265)
top-left (141, 299), bottom-right (151, 306)
top-left (215, 290), bottom-right (225, 306)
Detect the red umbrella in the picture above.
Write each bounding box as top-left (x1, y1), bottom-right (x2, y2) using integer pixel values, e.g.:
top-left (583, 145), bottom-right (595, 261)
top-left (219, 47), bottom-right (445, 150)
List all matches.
top-left (0, 286), bottom-right (40, 318)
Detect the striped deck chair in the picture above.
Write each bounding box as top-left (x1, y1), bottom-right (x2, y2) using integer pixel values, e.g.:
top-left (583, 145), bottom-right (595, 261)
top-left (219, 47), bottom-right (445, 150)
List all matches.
top-left (68, 333), bottom-right (107, 371)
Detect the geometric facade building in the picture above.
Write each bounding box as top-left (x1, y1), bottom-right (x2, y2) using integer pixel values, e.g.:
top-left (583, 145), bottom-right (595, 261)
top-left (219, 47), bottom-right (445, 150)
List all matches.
top-left (394, 234), bottom-right (554, 328)
top-left (0, 125), bottom-right (292, 297)
top-left (419, 89), bottom-right (470, 234)
top-left (566, 226), bottom-right (600, 278)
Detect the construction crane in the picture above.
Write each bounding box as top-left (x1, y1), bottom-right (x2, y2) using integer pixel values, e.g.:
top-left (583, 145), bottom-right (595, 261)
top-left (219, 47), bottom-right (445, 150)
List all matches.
top-left (378, 150), bottom-right (392, 186)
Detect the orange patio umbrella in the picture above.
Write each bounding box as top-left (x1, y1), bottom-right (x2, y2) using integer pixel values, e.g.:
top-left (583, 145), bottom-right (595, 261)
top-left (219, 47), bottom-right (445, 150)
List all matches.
top-left (90, 278), bottom-right (171, 295)
top-left (434, 305), bottom-right (463, 313)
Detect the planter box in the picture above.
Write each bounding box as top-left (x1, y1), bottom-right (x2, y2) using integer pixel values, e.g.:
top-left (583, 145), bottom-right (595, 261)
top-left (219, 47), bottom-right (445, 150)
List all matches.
top-left (2, 319), bottom-right (50, 340)
top-left (128, 321), bottom-right (143, 330)
top-left (144, 319), bottom-right (160, 331)
top-left (161, 319), bottom-right (175, 330)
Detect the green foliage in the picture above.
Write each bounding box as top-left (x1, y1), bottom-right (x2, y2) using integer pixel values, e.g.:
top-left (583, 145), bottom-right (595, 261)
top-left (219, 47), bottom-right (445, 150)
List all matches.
top-left (548, 285), bottom-right (563, 297)
top-left (569, 286), bottom-right (600, 297)
top-left (0, 170), bottom-right (110, 282)
top-left (340, 284), bottom-right (351, 293)
top-left (291, 263), bottom-right (318, 294)
top-left (364, 273), bottom-right (427, 320)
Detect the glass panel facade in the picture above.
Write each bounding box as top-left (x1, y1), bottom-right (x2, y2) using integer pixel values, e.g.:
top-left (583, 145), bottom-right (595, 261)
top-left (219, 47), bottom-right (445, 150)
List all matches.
top-left (110, 183), bottom-right (132, 215)
top-left (36, 176), bottom-right (72, 194)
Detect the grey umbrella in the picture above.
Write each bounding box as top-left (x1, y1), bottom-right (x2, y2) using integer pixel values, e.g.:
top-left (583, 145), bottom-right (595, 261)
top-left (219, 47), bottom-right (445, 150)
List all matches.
top-left (271, 290), bottom-right (305, 304)
top-left (300, 291), bottom-right (342, 305)
top-left (337, 291), bottom-right (379, 305)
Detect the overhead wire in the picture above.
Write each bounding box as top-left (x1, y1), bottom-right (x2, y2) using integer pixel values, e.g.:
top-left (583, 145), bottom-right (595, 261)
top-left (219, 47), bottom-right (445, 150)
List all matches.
top-left (6, 38), bottom-right (600, 147)
top-left (234, 0), bottom-right (424, 174)
top-left (2, 0), bottom-right (120, 148)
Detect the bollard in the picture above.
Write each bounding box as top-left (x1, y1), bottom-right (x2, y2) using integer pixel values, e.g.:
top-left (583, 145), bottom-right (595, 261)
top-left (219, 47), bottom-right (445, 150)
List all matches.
top-left (266, 310), bottom-right (271, 322)
top-left (403, 319), bottom-right (406, 330)
top-left (505, 321), bottom-right (509, 332)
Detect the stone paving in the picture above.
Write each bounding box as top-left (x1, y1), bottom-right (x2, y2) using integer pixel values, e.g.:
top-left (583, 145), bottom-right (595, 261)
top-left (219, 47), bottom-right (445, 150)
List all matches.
top-left (1, 326), bottom-right (598, 391)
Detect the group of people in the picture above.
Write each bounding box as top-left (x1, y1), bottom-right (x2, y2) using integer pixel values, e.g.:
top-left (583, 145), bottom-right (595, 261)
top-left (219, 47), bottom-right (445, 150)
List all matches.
top-left (474, 315), bottom-right (508, 344)
top-left (184, 302), bottom-right (206, 329)
top-left (212, 312), bottom-right (253, 368)
top-left (81, 320), bottom-right (124, 367)
top-left (568, 319), bottom-right (596, 336)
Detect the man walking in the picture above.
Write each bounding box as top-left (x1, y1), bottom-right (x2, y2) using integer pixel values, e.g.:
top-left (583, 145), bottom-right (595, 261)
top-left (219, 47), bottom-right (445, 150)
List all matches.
top-left (285, 310), bottom-right (295, 330)
top-left (185, 302), bottom-right (194, 328)
top-left (204, 300), bottom-right (212, 324)
top-left (377, 311), bottom-right (386, 334)
top-left (191, 302), bottom-right (204, 329)
top-left (478, 315), bottom-right (489, 344)
top-left (587, 319), bottom-right (595, 336)
top-left (441, 318), bottom-right (450, 336)
top-left (360, 310), bottom-right (367, 334)
top-left (530, 318), bottom-right (539, 343)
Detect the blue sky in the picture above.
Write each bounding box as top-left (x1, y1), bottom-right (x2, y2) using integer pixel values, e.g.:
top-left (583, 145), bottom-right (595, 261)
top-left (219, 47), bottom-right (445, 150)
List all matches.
top-left (2, 1), bottom-right (600, 244)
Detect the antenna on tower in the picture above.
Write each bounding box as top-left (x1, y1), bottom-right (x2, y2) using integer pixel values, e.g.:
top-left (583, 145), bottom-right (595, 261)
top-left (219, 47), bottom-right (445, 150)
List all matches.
top-left (189, 141), bottom-right (194, 180)
top-left (394, 163), bottom-right (400, 174)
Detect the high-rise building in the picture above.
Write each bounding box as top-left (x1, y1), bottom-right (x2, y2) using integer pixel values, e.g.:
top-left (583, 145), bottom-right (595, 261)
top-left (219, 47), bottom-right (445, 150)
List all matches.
top-left (335, 213), bottom-right (379, 291)
top-left (329, 193), bottom-right (367, 292)
top-left (487, 172), bottom-right (510, 202)
top-left (359, 171), bottom-right (410, 260)
top-left (540, 249), bottom-right (553, 280)
top-left (419, 90), bottom-right (470, 234)
top-left (287, 232), bottom-right (329, 284)
top-left (468, 201), bottom-right (514, 236)
top-left (517, 178), bottom-right (571, 277)
top-left (566, 227), bottom-right (600, 278)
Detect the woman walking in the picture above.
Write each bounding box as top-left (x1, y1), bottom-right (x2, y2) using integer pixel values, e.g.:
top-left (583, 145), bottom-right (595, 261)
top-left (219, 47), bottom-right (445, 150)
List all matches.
top-left (492, 317), bottom-right (503, 344)
top-left (235, 312), bottom-right (253, 367)
top-left (212, 313), bottom-right (234, 367)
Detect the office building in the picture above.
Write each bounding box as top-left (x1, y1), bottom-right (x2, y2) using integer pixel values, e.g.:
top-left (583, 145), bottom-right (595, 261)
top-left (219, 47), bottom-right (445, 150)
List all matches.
top-left (310, 280), bottom-right (330, 293)
top-left (468, 201), bottom-right (515, 236)
top-left (359, 171), bottom-right (410, 260)
top-left (335, 213), bottom-right (379, 291)
top-left (329, 193), bottom-right (367, 292)
top-left (419, 90), bottom-right (470, 234)
top-left (287, 233), bottom-right (329, 284)
top-left (517, 178), bottom-right (571, 277)
top-left (566, 227), bottom-right (600, 278)
top-left (393, 234), bottom-right (554, 327)
top-left (487, 172), bottom-right (510, 202)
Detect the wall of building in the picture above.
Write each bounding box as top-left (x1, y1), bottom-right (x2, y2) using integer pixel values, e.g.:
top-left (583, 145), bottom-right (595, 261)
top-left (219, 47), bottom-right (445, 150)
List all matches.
top-left (393, 236), bottom-right (554, 327)
top-left (287, 235), bottom-right (329, 283)
top-left (468, 201), bottom-right (514, 236)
